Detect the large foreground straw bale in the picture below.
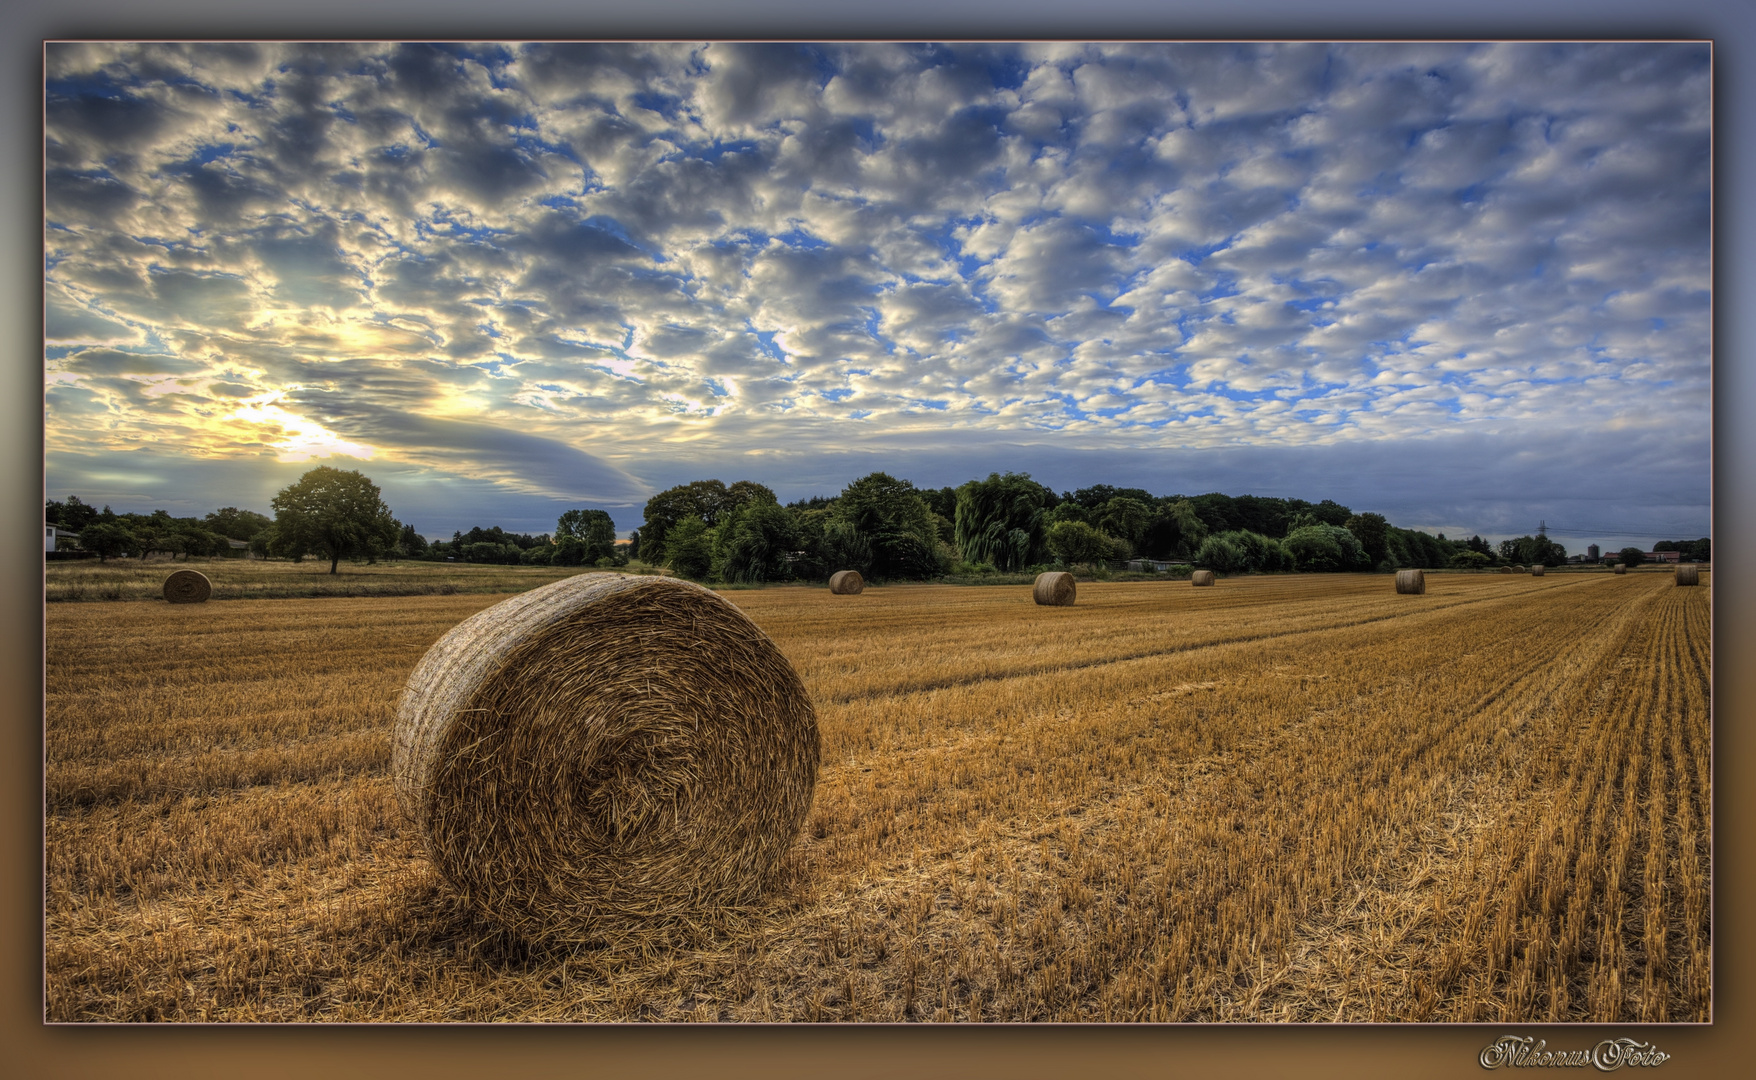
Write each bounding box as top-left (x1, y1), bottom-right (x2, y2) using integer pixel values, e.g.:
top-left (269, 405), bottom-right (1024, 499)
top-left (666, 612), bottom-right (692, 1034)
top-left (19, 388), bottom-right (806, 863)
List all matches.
top-left (1191, 570), bottom-right (1216, 587)
top-left (1033, 571), bottom-right (1076, 605)
top-left (1676, 564), bottom-right (1700, 586)
top-left (828, 570), bottom-right (864, 594)
top-left (162, 569), bottom-right (211, 604)
top-left (1394, 569), bottom-right (1426, 594)
top-left (392, 573), bottom-right (819, 943)
top-left (1531, 565), bottom-right (1545, 577)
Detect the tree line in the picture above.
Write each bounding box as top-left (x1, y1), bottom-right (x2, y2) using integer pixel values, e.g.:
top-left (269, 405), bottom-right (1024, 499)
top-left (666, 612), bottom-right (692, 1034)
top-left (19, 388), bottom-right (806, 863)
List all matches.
top-left (44, 468), bottom-right (625, 574)
top-left (46, 466), bottom-right (1709, 581)
top-left (629, 472), bottom-right (1531, 584)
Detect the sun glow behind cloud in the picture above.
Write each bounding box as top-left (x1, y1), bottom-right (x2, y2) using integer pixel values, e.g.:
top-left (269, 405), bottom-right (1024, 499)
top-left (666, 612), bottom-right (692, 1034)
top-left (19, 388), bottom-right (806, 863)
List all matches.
top-left (228, 395), bottom-right (377, 463)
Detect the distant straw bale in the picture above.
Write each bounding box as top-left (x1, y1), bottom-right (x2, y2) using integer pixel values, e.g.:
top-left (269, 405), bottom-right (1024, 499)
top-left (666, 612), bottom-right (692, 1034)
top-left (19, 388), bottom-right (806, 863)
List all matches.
top-left (1676, 564), bottom-right (1699, 586)
top-left (1395, 569), bottom-right (1426, 594)
top-left (1191, 570), bottom-right (1216, 587)
top-left (828, 570), bottom-right (864, 595)
top-left (1500, 566), bottom-right (1514, 574)
top-left (1033, 571), bottom-right (1076, 605)
top-left (392, 573), bottom-right (820, 943)
top-left (1531, 565), bottom-right (1545, 577)
top-left (1614, 564), bottom-right (1627, 575)
top-left (162, 569), bottom-right (212, 604)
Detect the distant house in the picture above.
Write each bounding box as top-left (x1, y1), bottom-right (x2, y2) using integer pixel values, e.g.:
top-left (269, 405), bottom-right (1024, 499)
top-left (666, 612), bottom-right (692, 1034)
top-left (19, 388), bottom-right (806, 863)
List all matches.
top-left (1124, 558), bottom-right (1176, 572)
top-left (45, 525), bottom-right (79, 552)
top-left (1643, 551), bottom-right (1683, 564)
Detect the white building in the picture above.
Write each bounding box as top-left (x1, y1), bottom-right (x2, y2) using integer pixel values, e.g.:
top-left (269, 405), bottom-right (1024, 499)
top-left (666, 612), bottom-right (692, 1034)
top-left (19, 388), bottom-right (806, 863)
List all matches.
top-left (45, 525), bottom-right (79, 552)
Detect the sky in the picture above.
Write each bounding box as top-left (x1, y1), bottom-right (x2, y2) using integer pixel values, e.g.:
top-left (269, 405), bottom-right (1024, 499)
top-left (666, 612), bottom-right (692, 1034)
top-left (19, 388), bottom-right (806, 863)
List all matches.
top-left (43, 41), bottom-right (1712, 552)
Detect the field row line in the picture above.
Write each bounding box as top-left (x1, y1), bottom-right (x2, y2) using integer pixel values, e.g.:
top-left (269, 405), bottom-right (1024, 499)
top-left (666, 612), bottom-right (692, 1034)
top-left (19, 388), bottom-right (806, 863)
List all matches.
top-left (821, 576), bottom-right (1611, 705)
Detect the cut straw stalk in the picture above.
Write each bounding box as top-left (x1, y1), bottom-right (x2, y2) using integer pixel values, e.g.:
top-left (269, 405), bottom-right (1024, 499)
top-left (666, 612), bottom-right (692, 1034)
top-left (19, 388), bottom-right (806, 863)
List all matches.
top-left (392, 573), bottom-right (819, 942)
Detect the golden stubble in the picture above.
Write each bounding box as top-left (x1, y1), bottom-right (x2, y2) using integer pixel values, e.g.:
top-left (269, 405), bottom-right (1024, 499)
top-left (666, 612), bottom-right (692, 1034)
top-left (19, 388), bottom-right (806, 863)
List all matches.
top-left (44, 571), bottom-right (1710, 1022)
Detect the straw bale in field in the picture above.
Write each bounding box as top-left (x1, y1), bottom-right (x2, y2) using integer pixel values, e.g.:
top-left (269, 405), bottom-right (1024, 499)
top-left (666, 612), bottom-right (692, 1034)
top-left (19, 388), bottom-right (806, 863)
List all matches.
top-left (392, 573), bottom-right (820, 943)
top-left (162, 569), bottom-right (212, 604)
top-left (1394, 569), bottom-right (1425, 594)
top-left (1676, 564), bottom-right (1699, 586)
top-left (1191, 569), bottom-right (1216, 587)
top-left (1033, 571), bottom-right (1076, 605)
top-left (1499, 566), bottom-right (1514, 574)
top-left (1531, 565), bottom-right (1545, 577)
top-left (828, 570), bottom-right (864, 594)
top-left (1614, 564), bottom-right (1627, 575)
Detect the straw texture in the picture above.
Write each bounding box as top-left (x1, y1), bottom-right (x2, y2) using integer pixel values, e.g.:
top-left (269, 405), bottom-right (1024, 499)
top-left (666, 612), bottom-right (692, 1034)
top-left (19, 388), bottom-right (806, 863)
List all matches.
top-left (1394, 569), bottom-right (1426, 594)
top-left (828, 570), bottom-right (864, 595)
top-left (1191, 570), bottom-right (1216, 587)
top-left (1676, 564), bottom-right (1699, 586)
top-left (162, 569), bottom-right (212, 604)
top-left (392, 573), bottom-right (819, 943)
top-left (1032, 571), bottom-right (1076, 606)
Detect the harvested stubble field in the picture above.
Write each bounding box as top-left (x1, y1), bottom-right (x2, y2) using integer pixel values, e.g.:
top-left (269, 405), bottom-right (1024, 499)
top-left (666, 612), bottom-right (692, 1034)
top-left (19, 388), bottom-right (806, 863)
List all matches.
top-left (43, 556), bottom-right (636, 603)
top-left (45, 570), bottom-right (1710, 1022)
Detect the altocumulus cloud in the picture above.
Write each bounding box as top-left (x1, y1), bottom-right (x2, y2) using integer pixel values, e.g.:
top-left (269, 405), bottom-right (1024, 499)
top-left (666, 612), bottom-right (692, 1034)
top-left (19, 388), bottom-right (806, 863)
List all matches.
top-left (43, 41), bottom-right (1709, 540)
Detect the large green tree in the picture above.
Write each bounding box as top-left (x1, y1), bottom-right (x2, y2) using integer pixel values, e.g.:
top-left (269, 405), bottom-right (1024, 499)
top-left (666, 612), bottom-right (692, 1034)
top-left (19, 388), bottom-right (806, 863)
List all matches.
top-left (640, 479), bottom-right (775, 566)
top-left (716, 502), bottom-right (801, 584)
top-left (954, 472), bottom-right (1055, 572)
top-left (555, 508), bottom-right (619, 566)
top-left (1139, 498), bottom-right (1207, 560)
top-left (45, 495), bottom-right (101, 532)
top-left (75, 520), bottom-right (136, 562)
top-left (1046, 520), bottom-right (1124, 567)
top-left (204, 506), bottom-right (272, 542)
top-left (268, 466), bottom-right (399, 574)
top-left (1096, 497), bottom-right (1152, 553)
top-left (830, 472), bottom-right (943, 580)
top-left (1284, 523), bottom-right (1367, 572)
top-left (1344, 513), bottom-right (1390, 569)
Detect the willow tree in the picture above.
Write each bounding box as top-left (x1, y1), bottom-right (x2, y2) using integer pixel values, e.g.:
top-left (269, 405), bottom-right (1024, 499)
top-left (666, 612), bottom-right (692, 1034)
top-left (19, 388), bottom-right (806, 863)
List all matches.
top-left (953, 472), bottom-right (1055, 572)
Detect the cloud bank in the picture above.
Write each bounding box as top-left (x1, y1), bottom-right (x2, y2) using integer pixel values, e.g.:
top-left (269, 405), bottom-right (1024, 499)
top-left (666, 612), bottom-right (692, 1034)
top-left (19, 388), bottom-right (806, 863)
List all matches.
top-left (43, 42), bottom-right (1710, 540)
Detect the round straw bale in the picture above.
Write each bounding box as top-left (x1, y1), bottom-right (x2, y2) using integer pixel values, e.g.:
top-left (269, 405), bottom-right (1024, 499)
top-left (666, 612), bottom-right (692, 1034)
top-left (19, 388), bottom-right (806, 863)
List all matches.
top-left (1676, 564), bottom-right (1699, 586)
top-left (1530, 565), bottom-right (1545, 577)
top-left (1499, 565), bottom-right (1514, 574)
top-left (1190, 569), bottom-right (1216, 587)
top-left (1614, 564), bottom-right (1627, 574)
top-left (828, 569), bottom-right (864, 594)
top-left (162, 569), bottom-right (212, 604)
top-left (392, 573), bottom-right (819, 943)
top-left (1394, 568), bottom-right (1426, 594)
top-left (1033, 571), bottom-right (1076, 605)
